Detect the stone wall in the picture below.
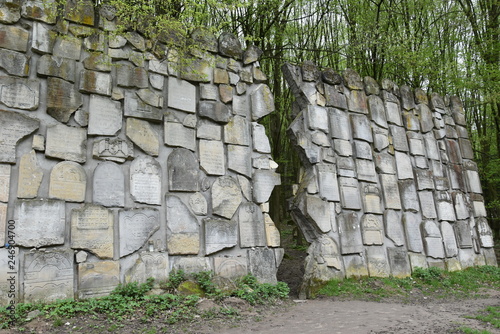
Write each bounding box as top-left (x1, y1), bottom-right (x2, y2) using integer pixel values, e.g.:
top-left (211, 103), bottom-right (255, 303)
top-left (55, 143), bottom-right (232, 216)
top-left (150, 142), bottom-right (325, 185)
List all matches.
top-left (283, 62), bottom-right (497, 297)
top-left (0, 0), bottom-right (282, 304)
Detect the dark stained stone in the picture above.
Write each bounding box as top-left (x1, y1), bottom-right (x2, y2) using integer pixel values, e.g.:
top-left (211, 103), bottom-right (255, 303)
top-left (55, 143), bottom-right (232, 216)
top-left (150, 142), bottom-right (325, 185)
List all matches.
top-left (218, 32), bottom-right (242, 59)
top-left (168, 148), bottom-right (199, 192)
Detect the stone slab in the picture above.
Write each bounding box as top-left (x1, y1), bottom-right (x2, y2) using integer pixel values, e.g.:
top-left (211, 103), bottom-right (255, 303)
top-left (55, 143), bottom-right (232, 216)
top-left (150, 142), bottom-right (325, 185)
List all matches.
top-left (390, 125), bottom-right (409, 152)
top-left (384, 210), bottom-right (405, 247)
top-left (49, 161), bottom-right (86, 202)
top-left (130, 156), bottom-right (162, 205)
top-left (402, 212), bottom-right (424, 253)
top-left (0, 77), bottom-right (40, 111)
top-left (124, 91), bottom-right (163, 121)
top-left (251, 84), bottom-right (275, 120)
top-left (228, 145), bottom-right (252, 177)
top-left (199, 139), bottom-right (225, 175)
top-left (339, 212), bottom-right (363, 254)
top-left (381, 174), bottom-right (402, 210)
top-left (476, 217), bottom-right (494, 248)
top-left (418, 190), bottom-right (437, 219)
top-left (329, 108), bottom-right (351, 140)
top-left (199, 101), bottom-right (232, 123)
top-left (394, 151), bottom-right (413, 180)
top-left (387, 248), bottom-right (411, 278)
top-left (248, 248), bottom-right (277, 284)
top-left (356, 159), bottom-right (377, 183)
top-left (398, 180), bottom-right (420, 212)
top-left (253, 169), bottom-right (281, 204)
top-left (224, 115), bottom-right (250, 146)
top-left (204, 217), bottom-right (238, 254)
top-left (0, 110), bottom-right (39, 163)
top-left (119, 208), bottom-right (160, 257)
top-left (168, 78), bottom-right (196, 112)
top-left (362, 184), bottom-right (383, 214)
top-left (212, 176), bottom-right (242, 219)
top-left (361, 214), bottom-right (384, 245)
top-left (351, 114), bottom-right (373, 142)
top-left (93, 162), bottom-right (124, 207)
top-left (441, 221), bottom-right (458, 257)
top-left (339, 177), bottom-right (362, 210)
top-left (238, 202), bottom-right (266, 248)
top-left (71, 204), bottom-right (114, 259)
top-left (316, 164), bottom-right (340, 202)
top-left (17, 150), bottom-right (43, 199)
top-left (78, 261), bottom-right (119, 299)
top-left (0, 164), bottom-right (9, 203)
top-left (79, 70), bottom-right (112, 96)
top-left (366, 247), bottom-right (390, 277)
top-left (343, 254), bottom-right (369, 278)
top-left (197, 119), bottom-right (222, 140)
top-left (165, 121), bottom-right (196, 151)
top-left (422, 220), bottom-right (445, 259)
top-left (455, 220), bottom-right (473, 248)
top-left (16, 199), bottom-right (65, 248)
top-left (305, 195), bottom-right (333, 233)
top-left (125, 252), bottom-right (169, 284)
top-left (0, 48), bottom-right (29, 77)
top-left (23, 250), bottom-right (74, 303)
top-left (45, 124), bottom-right (87, 163)
top-left (46, 77), bottom-right (83, 123)
top-left (214, 257), bottom-right (248, 279)
top-left (88, 94), bottom-right (122, 136)
top-left (93, 137), bottom-right (134, 163)
top-left (168, 148), bottom-right (199, 191)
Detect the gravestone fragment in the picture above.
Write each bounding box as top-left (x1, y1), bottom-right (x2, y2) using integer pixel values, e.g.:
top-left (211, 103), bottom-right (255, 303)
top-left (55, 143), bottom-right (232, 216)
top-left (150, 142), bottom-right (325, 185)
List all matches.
top-left (71, 204), bottom-right (114, 259)
top-left (119, 208), bottom-right (160, 257)
top-left (168, 148), bottom-right (199, 191)
top-left (199, 139), bottom-right (225, 175)
top-left (49, 161), bottom-right (86, 202)
top-left (88, 95), bottom-right (122, 135)
top-left (130, 156), bottom-right (161, 205)
top-left (78, 261), bottom-right (119, 299)
top-left (0, 110), bottom-right (39, 163)
top-left (47, 76), bottom-right (84, 122)
top-left (204, 217), bottom-right (238, 254)
top-left (212, 176), bottom-right (242, 219)
top-left (46, 124), bottom-right (87, 163)
top-left (93, 162), bottom-right (124, 207)
top-left (17, 150), bottom-right (43, 199)
top-left (0, 77), bottom-right (40, 111)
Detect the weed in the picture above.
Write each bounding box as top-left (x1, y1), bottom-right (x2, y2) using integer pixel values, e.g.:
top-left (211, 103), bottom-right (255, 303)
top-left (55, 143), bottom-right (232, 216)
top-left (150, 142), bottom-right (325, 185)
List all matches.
top-left (53, 317), bottom-right (64, 327)
top-left (458, 327), bottom-right (492, 334)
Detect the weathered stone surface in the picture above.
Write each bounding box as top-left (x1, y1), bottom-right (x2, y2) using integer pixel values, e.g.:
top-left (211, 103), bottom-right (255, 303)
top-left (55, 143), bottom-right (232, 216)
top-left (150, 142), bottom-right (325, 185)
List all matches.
top-left (387, 248), bottom-right (411, 278)
top-left (339, 177), bottom-right (361, 210)
top-left (219, 32), bottom-right (242, 58)
top-left (228, 145), bottom-right (252, 177)
top-left (124, 91), bottom-right (163, 121)
top-left (0, 24), bottom-right (28, 52)
top-left (253, 169), bottom-right (281, 204)
top-left (119, 208), bottom-right (159, 257)
top-left (212, 176), bottom-right (242, 219)
top-left (172, 257), bottom-right (211, 274)
top-left (264, 213), bottom-right (281, 247)
top-left (199, 100), bottom-right (232, 123)
top-left (0, 164), bottom-right (10, 203)
top-left (0, 2), bottom-right (21, 24)
top-left (17, 150), bottom-right (43, 199)
top-left (381, 174), bottom-right (402, 210)
top-left (0, 77), bottom-right (39, 111)
top-left (49, 161), bottom-right (86, 202)
top-left (398, 179), bottom-right (420, 212)
top-left (125, 252), bottom-right (169, 284)
top-left (441, 221), bottom-right (458, 257)
top-left (125, 118), bottom-right (159, 156)
top-left (130, 156), bottom-right (161, 205)
top-left (422, 220), bottom-right (445, 259)
top-left (455, 220), bottom-right (473, 249)
top-left (180, 56), bottom-right (213, 82)
top-left (167, 148), bottom-right (199, 191)
top-left (189, 192), bottom-right (207, 215)
top-left (347, 90), bottom-right (368, 114)
top-left (356, 159), bottom-right (377, 183)
top-left (361, 214), bottom-right (384, 245)
top-left (46, 77), bottom-right (82, 122)
top-left (238, 202), bottom-right (266, 248)
top-left (93, 162), bottom-right (124, 207)
top-left (361, 184), bottom-right (382, 214)
top-left (435, 191), bottom-right (456, 221)
top-left (325, 85), bottom-right (347, 109)
top-left (252, 122), bottom-right (272, 153)
top-left (350, 114), bottom-right (373, 142)
top-left (343, 254), bottom-right (369, 278)
top-left (22, 0), bottom-right (57, 23)
top-left (78, 261), bottom-right (119, 299)
top-left (339, 212), bottom-right (363, 254)
top-left (0, 202), bottom-right (6, 242)
top-left (214, 257), bottom-right (248, 279)
top-left (476, 217), bottom-right (494, 248)
top-left (116, 63), bottom-right (148, 88)
top-left (0, 110), bottom-right (39, 163)
top-left (364, 76), bottom-right (380, 95)
top-left (394, 151), bottom-right (413, 180)
top-left (367, 95), bottom-right (387, 128)
top-left (384, 210), bottom-right (405, 246)
top-left (304, 195), bottom-right (334, 233)
top-left (16, 199), bottom-right (65, 248)
top-left (166, 195), bottom-right (200, 255)
top-left (316, 164), bottom-right (340, 202)
top-left (366, 247), bottom-right (390, 277)
top-left (79, 70), bottom-right (112, 96)
top-left (224, 115), bottom-right (250, 146)
top-left (71, 204), bottom-right (114, 258)
top-left (248, 248), bottom-right (277, 284)
top-left (37, 54), bottom-right (75, 82)
top-left (45, 124), bottom-right (86, 163)
top-left (402, 212), bottom-right (424, 252)
top-left (32, 21), bottom-right (56, 54)
top-left (23, 250), bottom-right (74, 303)
top-left (418, 190), bottom-right (438, 219)
top-left (168, 78), bottom-right (196, 112)
top-left (93, 137), bottom-right (134, 163)
top-left (88, 94), bottom-right (122, 135)
top-left (0, 48), bottom-right (29, 77)
top-left (251, 84), bottom-right (275, 120)
top-left (199, 139), bottom-right (225, 175)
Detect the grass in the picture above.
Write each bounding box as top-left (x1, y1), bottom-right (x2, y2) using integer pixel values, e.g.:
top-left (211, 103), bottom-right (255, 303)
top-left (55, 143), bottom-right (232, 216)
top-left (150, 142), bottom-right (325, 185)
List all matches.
top-left (0, 273), bottom-right (289, 330)
top-left (314, 266), bottom-right (500, 300)
top-left (458, 305), bottom-right (500, 334)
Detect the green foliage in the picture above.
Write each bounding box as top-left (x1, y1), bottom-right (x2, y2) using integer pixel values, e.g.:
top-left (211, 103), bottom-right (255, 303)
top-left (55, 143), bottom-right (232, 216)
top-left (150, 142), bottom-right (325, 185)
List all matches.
top-left (0, 273), bottom-right (289, 329)
top-left (234, 275), bottom-right (290, 305)
top-left (315, 266), bottom-right (500, 300)
top-left (160, 270), bottom-right (187, 291)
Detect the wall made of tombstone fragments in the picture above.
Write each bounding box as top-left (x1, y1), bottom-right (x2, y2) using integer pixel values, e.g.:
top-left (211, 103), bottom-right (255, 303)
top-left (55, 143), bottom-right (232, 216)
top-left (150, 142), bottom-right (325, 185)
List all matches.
top-left (0, 0), bottom-right (282, 304)
top-left (283, 62), bottom-right (497, 297)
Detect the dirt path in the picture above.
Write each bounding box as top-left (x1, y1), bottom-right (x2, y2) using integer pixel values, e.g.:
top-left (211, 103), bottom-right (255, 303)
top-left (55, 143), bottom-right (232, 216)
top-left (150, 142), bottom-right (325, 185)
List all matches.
top-left (215, 293), bottom-right (500, 334)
